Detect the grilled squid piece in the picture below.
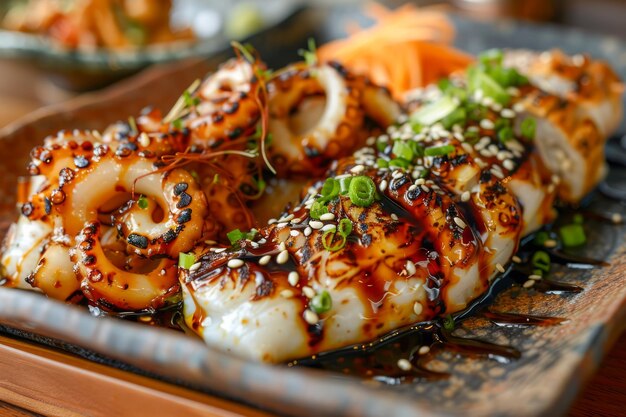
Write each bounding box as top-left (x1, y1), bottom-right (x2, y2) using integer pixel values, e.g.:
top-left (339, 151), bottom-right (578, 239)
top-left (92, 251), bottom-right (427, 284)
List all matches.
top-left (505, 49), bottom-right (623, 136)
top-left (268, 62), bottom-right (400, 177)
top-left (180, 156), bottom-right (489, 362)
top-left (186, 59), bottom-right (262, 146)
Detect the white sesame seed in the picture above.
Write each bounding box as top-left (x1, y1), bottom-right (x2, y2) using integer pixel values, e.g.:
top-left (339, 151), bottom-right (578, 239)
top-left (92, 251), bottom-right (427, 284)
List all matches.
top-left (415, 178), bottom-right (425, 186)
top-left (397, 358), bottom-right (412, 371)
top-left (288, 271), bottom-right (299, 286)
top-left (392, 170), bottom-right (404, 179)
top-left (138, 132), bottom-right (150, 147)
top-left (406, 260), bottom-right (416, 276)
top-left (291, 218), bottom-right (301, 224)
top-left (512, 255), bottom-right (522, 263)
top-left (491, 103), bottom-right (503, 112)
top-left (454, 217), bottom-right (467, 229)
top-left (204, 240), bottom-right (217, 245)
top-left (320, 213), bottom-right (335, 221)
top-left (413, 302), bottom-right (423, 316)
top-left (408, 184), bottom-right (418, 192)
top-left (302, 286), bottom-right (315, 299)
top-left (543, 239), bottom-right (557, 248)
top-left (280, 214), bottom-right (294, 222)
top-left (214, 247), bottom-right (227, 253)
top-left (366, 136), bottom-right (376, 146)
top-left (496, 263), bottom-right (505, 273)
top-left (379, 180), bottom-right (388, 192)
top-left (290, 230), bottom-right (300, 237)
top-left (227, 259), bottom-right (244, 268)
top-left (528, 274), bottom-right (542, 281)
top-left (281, 289), bottom-right (295, 298)
top-left (268, 218), bottom-right (277, 225)
top-left (250, 242), bottom-right (259, 248)
top-left (309, 221), bottom-right (323, 230)
top-left (523, 279), bottom-right (535, 288)
top-left (277, 222), bottom-right (289, 228)
top-left (390, 213), bottom-right (399, 221)
top-left (350, 165), bottom-right (365, 173)
top-left (276, 250), bottom-right (289, 264)
top-left (259, 255), bottom-right (271, 265)
top-left (418, 346), bottom-right (431, 355)
top-left (491, 169), bottom-right (505, 179)
top-left (304, 310), bottom-right (319, 325)
top-left (461, 191), bottom-right (470, 202)
top-left (480, 119), bottom-right (495, 130)
top-left (421, 184), bottom-right (430, 192)
top-left (488, 144), bottom-right (499, 154)
top-left (507, 87), bottom-right (520, 96)
top-left (278, 242), bottom-right (286, 251)
top-left (501, 109), bottom-right (516, 118)
top-left (513, 102), bottom-right (525, 112)
top-left (189, 262), bottom-right (201, 272)
top-left (612, 213), bottom-right (623, 224)
top-left (503, 159), bottom-right (515, 171)
top-left (304, 226), bottom-right (312, 237)
top-left (322, 224), bottom-right (337, 232)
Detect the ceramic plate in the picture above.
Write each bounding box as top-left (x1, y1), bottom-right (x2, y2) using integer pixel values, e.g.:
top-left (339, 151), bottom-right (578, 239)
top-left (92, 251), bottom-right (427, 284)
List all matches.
top-left (0, 5), bottom-right (625, 417)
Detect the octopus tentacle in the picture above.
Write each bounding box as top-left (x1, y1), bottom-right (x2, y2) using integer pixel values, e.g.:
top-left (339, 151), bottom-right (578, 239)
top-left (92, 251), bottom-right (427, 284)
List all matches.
top-left (73, 221), bottom-right (180, 311)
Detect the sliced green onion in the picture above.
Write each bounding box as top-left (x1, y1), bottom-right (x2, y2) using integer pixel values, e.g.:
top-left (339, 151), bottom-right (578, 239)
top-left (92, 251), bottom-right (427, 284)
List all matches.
top-left (310, 290), bottom-right (332, 314)
top-left (172, 118), bottom-right (184, 130)
top-left (298, 37), bottom-right (318, 67)
top-left (559, 224), bottom-right (586, 247)
top-left (389, 158), bottom-right (410, 169)
top-left (441, 107), bottom-right (467, 130)
top-left (178, 252), bottom-right (196, 269)
top-left (498, 126), bottom-right (514, 142)
top-left (573, 213), bottom-right (584, 225)
top-left (338, 218), bottom-right (353, 238)
top-left (419, 168), bottom-right (430, 179)
top-left (319, 178), bottom-right (340, 203)
top-left (392, 141), bottom-right (415, 161)
top-left (227, 229), bottom-right (246, 246)
top-left (479, 49), bottom-right (504, 67)
top-left (376, 158), bottom-right (389, 169)
top-left (425, 145), bottom-right (455, 157)
top-left (410, 95), bottom-right (459, 126)
top-left (410, 142), bottom-right (425, 157)
top-left (411, 122), bottom-right (423, 134)
top-left (339, 177), bottom-right (353, 194)
top-left (137, 195), bottom-right (148, 209)
top-left (348, 176), bottom-right (376, 207)
top-left (376, 138), bottom-right (388, 152)
top-left (532, 269), bottom-right (544, 277)
top-left (183, 90), bottom-right (200, 108)
top-left (310, 200), bottom-right (328, 219)
top-left (521, 117), bottom-right (536, 140)
top-left (468, 67), bottom-right (510, 105)
top-left (531, 250), bottom-right (551, 274)
top-left (322, 229), bottom-right (346, 252)
top-left (443, 314), bottom-right (455, 331)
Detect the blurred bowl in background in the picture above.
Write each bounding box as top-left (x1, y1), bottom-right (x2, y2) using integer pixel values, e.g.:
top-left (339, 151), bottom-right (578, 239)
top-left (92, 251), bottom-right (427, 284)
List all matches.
top-left (0, 0), bottom-right (298, 91)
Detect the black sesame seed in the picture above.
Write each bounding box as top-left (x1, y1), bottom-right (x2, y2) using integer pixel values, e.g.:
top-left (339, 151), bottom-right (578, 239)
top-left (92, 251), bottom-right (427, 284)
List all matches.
top-left (162, 229), bottom-right (177, 243)
top-left (44, 197), bottom-right (51, 215)
top-left (173, 182), bottom-right (188, 196)
top-left (176, 192), bottom-right (192, 208)
top-left (177, 208), bottom-right (192, 224)
top-left (127, 233), bottom-right (148, 249)
top-left (224, 101), bottom-right (239, 114)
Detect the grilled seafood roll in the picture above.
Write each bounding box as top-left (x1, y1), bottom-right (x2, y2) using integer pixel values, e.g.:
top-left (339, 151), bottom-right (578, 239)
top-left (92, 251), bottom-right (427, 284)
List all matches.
top-left (504, 49), bottom-right (623, 136)
top-left (180, 156), bottom-right (490, 362)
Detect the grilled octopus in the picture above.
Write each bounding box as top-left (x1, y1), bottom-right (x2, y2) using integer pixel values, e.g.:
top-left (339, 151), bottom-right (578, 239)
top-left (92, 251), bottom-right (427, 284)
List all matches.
top-left (0, 56), bottom-right (395, 312)
top-left (179, 50), bottom-right (621, 363)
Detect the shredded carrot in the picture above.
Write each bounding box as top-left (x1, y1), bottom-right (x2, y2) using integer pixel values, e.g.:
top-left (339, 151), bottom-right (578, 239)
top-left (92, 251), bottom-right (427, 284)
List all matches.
top-left (317, 3), bottom-right (474, 99)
